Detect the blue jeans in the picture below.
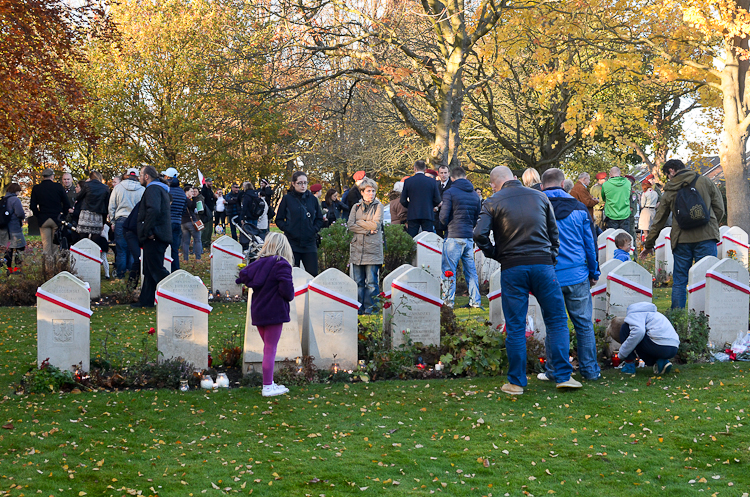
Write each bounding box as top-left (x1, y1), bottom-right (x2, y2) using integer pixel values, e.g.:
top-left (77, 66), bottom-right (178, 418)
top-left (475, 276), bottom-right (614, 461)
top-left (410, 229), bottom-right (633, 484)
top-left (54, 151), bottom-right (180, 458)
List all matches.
top-left (114, 217), bottom-right (132, 278)
top-left (181, 222), bottom-right (202, 260)
top-left (441, 237), bottom-right (481, 307)
top-left (352, 264), bottom-right (379, 314)
top-left (502, 264), bottom-right (573, 387)
top-left (545, 280), bottom-right (601, 381)
top-left (170, 223), bottom-right (182, 271)
top-left (671, 240), bottom-right (717, 308)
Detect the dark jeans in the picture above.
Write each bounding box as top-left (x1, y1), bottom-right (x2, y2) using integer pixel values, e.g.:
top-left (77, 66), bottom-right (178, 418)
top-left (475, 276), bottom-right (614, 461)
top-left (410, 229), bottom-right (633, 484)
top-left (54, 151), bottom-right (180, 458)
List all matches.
top-left (124, 231), bottom-right (141, 284)
top-left (170, 223), bottom-right (181, 271)
top-left (293, 251), bottom-right (318, 276)
top-left (140, 239), bottom-right (170, 306)
top-left (606, 217), bottom-right (630, 232)
top-left (502, 264), bottom-right (573, 387)
top-left (671, 240), bottom-right (718, 309)
top-left (114, 217), bottom-right (132, 278)
top-left (215, 211), bottom-right (226, 227)
top-left (201, 209), bottom-right (213, 250)
top-left (620, 322), bottom-right (679, 366)
top-left (406, 219), bottom-right (434, 237)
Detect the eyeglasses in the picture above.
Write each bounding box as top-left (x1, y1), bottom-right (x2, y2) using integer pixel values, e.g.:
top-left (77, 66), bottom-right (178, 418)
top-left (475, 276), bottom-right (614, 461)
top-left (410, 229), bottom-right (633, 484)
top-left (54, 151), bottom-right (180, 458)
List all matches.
top-left (295, 181), bottom-right (308, 186)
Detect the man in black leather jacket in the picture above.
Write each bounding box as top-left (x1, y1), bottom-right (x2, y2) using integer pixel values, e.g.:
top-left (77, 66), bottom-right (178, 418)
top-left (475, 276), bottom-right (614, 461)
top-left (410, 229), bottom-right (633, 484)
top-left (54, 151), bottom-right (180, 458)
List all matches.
top-left (473, 166), bottom-right (581, 395)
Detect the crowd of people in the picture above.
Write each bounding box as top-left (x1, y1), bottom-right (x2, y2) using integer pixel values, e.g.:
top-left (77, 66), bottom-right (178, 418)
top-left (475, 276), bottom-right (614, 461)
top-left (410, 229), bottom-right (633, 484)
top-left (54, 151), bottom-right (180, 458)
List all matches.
top-left (2, 157), bottom-right (724, 396)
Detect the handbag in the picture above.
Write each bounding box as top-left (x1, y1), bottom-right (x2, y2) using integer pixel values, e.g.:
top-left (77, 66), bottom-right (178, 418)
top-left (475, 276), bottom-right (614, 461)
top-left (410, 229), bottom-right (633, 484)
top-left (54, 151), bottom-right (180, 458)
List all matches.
top-left (193, 219), bottom-right (205, 231)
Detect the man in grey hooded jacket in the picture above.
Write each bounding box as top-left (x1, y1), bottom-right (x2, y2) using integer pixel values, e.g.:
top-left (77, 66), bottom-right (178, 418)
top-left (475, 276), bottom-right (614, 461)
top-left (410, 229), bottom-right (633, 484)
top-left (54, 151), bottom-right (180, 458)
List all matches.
top-left (109, 169), bottom-right (145, 278)
top-left (615, 302), bottom-right (680, 375)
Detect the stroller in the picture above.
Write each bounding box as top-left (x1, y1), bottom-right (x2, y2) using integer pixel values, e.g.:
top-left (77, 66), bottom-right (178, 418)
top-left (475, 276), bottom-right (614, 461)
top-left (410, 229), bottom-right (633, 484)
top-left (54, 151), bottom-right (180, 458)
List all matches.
top-left (231, 216), bottom-right (264, 262)
top-left (53, 220), bottom-right (77, 250)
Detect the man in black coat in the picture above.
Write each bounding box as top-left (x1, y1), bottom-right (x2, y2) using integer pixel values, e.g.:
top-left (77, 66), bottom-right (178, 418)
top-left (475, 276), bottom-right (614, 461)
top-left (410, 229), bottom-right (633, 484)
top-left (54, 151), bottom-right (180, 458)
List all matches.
top-left (400, 160), bottom-right (442, 237)
top-left (30, 168), bottom-right (73, 256)
top-left (200, 178), bottom-right (217, 251)
top-left (133, 165), bottom-right (172, 308)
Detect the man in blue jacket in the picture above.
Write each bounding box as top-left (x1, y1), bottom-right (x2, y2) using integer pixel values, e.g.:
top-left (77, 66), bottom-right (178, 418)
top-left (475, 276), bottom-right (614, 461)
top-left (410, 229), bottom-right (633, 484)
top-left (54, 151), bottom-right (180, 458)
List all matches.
top-left (400, 159), bottom-right (441, 237)
top-left (438, 167), bottom-right (482, 308)
top-left (541, 168), bottom-right (601, 381)
top-left (162, 167), bottom-right (186, 271)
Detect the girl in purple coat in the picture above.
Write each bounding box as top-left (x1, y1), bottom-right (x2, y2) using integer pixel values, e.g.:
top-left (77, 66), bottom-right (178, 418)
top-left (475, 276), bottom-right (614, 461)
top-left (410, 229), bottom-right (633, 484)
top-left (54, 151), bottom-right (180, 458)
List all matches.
top-left (236, 233), bottom-right (295, 397)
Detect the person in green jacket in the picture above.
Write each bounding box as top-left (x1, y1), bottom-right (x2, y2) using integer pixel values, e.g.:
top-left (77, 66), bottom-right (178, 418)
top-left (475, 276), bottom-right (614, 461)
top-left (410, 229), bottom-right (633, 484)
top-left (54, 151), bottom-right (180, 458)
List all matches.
top-left (601, 167), bottom-right (632, 232)
top-left (640, 159), bottom-right (725, 309)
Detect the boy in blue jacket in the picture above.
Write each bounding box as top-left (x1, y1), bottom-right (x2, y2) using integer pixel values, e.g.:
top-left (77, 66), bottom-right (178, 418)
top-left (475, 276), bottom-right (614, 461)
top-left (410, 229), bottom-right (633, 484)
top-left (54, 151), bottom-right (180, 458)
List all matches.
top-left (540, 169), bottom-right (601, 381)
top-left (613, 232), bottom-right (632, 262)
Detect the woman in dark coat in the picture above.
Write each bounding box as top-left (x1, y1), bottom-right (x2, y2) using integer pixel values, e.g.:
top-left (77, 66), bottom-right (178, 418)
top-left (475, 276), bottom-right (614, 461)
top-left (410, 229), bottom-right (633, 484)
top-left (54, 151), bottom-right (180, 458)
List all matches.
top-left (322, 189), bottom-right (346, 226)
top-left (0, 183), bottom-right (26, 269)
top-left (275, 171), bottom-right (325, 275)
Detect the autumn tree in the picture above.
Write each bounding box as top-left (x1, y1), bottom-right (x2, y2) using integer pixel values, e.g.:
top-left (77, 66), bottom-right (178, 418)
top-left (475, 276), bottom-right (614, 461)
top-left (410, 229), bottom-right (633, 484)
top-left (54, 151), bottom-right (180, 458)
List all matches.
top-left (0, 0), bottom-right (107, 192)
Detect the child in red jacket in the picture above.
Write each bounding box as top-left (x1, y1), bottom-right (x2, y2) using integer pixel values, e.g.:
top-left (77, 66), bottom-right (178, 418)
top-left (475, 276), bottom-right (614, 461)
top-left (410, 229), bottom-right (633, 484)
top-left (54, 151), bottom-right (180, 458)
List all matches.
top-left (236, 233), bottom-right (295, 397)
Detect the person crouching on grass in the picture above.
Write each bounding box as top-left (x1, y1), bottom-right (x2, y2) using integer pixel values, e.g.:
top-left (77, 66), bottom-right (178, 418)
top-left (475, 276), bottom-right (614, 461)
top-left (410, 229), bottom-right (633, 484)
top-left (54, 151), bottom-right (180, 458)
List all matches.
top-left (236, 232), bottom-right (295, 397)
top-left (608, 302), bottom-right (680, 375)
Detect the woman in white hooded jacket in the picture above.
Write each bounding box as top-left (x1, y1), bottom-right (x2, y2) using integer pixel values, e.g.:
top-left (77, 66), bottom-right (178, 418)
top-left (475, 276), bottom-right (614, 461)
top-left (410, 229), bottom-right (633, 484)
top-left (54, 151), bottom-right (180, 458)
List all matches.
top-left (618, 302), bottom-right (680, 375)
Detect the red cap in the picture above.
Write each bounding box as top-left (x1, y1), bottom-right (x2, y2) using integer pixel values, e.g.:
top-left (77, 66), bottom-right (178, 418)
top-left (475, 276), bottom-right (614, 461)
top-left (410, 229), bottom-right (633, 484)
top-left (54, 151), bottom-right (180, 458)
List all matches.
top-left (353, 170), bottom-right (366, 181)
top-left (595, 172), bottom-right (607, 180)
top-left (425, 169), bottom-right (439, 176)
top-left (310, 183), bottom-right (322, 193)
top-left (401, 176), bottom-right (411, 182)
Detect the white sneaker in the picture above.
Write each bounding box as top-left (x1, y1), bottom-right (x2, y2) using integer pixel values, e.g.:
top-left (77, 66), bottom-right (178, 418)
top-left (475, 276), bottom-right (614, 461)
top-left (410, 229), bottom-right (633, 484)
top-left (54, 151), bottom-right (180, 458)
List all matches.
top-left (537, 373), bottom-right (550, 381)
top-left (262, 383), bottom-right (289, 397)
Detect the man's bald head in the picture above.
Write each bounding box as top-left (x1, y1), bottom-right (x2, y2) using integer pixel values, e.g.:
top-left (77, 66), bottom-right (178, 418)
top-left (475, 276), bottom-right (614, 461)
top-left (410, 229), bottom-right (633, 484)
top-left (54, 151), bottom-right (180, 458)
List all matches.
top-left (541, 168), bottom-right (565, 189)
top-left (489, 166), bottom-right (514, 192)
top-left (609, 166), bottom-right (621, 177)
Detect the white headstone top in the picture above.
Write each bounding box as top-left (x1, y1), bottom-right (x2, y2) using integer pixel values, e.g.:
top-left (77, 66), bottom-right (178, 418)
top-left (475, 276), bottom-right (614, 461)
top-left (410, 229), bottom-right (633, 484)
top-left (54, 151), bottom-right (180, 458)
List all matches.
top-left (654, 227), bottom-right (673, 275)
top-left (243, 289), bottom-right (302, 370)
top-left (70, 238), bottom-right (102, 299)
top-left (210, 235), bottom-right (244, 296)
top-left (598, 228), bottom-right (615, 263)
top-left (412, 232), bottom-right (443, 279)
top-left (382, 264), bottom-right (414, 334)
top-left (389, 267), bottom-right (441, 347)
top-left (605, 229), bottom-right (629, 262)
top-left (305, 268), bottom-right (359, 370)
top-left (687, 255), bottom-right (720, 316)
top-left (717, 226), bottom-right (731, 258)
top-left (156, 270), bottom-right (212, 369)
top-left (721, 226), bottom-right (749, 266)
top-left (489, 267), bottom-right (504, 331)
top-left (591, 259), bottom-right (624, 324)
top-left (606, 261), bottom-right (652, 318)
top-left (37, 271), bottom-right (92, 372)
top-left (704, 258), bottom-right (750, 347)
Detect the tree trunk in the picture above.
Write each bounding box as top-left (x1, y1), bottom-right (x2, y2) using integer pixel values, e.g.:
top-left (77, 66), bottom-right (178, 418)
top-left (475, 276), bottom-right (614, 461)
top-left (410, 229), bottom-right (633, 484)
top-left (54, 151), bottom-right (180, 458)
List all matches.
top-left (719, 57), bottom-right (750, 233)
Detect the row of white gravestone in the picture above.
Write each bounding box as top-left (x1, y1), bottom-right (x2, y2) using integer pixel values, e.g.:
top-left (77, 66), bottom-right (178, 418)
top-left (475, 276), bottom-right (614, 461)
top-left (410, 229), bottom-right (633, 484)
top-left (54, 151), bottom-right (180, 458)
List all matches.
top-left (653, 225), bottom-right (749, 277)
top-left (597, 228), bottom-right (635, 264)
top-left (243, 267), bottom-right (360, 373)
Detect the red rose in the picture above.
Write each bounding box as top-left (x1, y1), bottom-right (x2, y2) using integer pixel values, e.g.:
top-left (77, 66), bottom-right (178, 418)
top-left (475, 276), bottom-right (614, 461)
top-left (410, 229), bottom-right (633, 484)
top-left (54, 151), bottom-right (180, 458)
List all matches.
top-left (379, 292), bottom-right (386, 298)
top-left (383, 302), bottom-right (392, 309)
top-left (444, 270), bottom-right (454, 278)
top-left (148, 327), bottom-right (156, 335)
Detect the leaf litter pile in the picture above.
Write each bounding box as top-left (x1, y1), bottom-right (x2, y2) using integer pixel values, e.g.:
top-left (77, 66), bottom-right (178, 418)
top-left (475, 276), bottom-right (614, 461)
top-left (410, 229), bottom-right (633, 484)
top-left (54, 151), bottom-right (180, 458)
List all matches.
top-left (0, 307), bottom-right (749, 495)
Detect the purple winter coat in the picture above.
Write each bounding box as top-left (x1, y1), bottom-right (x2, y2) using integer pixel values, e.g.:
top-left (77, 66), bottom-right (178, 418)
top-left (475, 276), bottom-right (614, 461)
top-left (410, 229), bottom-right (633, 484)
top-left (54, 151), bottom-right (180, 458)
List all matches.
top-left (236, 255), bottom-right (294, 326)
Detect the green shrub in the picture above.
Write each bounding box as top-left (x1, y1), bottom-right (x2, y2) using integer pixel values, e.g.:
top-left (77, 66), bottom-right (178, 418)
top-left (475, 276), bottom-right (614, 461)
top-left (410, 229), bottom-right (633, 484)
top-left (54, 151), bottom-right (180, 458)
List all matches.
top-left (439, 307), bottom-right (506, 377)
top-left (22, 360), bottom-right (78, 393)
top-left (383, 224), bottom-right (415, 276)
top-left (318, 221), bottom-right (353, 273)
top-left (0, 247), bottom-right (72, 306)
top-left (664, 308), bottom-right (710, 363)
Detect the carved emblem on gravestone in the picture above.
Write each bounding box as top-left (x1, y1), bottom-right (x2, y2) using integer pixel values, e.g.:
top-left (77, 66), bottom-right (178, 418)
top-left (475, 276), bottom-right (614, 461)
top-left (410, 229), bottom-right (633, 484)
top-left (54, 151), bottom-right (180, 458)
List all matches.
top-left (624, 273), bottom-right (640, 295)
top-left (723, 272), bottom-right (738, 293)
top-left (173, 316), bottom-right (194, 340)
top-left (324, 311), bottom-right (343, 335)
top-left (52, 319), bottom-right (74, 343)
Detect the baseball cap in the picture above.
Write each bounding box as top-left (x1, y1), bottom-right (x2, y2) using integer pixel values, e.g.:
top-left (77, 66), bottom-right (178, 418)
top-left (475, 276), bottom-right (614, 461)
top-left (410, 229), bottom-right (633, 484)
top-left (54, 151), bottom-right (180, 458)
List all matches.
top-left (161, 167), bottom-right (179, 178)
top-left (595, 172), bottom-right (607, 180)
top-left (126, 168), bottom-right (139, 176)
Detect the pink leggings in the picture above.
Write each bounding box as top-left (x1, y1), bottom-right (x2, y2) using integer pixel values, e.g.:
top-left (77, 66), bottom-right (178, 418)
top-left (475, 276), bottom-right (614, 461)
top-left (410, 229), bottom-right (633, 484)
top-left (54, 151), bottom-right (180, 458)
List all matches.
top-left (257, 324), bottom-right (283, 386)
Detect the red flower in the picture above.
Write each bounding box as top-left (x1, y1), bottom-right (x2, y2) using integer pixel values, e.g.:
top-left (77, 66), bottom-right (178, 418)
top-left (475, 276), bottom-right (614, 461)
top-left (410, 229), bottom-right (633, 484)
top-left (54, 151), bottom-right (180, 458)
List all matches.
top-left (595, 319), bottom-right (601, 323)
top-left (379, 291), bottom-right (386, 298)
top-left (148, 327), bottom-right (156, 335)
top-left (383, 302), bottom-right (392, 309)
top-left (444, 270), bottom-right (454, 278)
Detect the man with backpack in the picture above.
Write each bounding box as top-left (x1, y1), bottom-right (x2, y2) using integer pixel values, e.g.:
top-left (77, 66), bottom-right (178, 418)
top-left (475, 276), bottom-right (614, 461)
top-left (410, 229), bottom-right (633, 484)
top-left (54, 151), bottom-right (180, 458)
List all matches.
top-left (238, 187), bottom-right (265, 251)
top-left (640, 159), bottom-right (725, 309)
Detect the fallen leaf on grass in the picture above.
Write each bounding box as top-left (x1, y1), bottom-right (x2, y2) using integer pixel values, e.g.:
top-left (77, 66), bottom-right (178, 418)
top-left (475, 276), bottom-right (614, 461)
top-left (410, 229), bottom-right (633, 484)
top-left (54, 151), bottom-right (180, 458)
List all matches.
top-left (2, 423), bottom-right (13, 430)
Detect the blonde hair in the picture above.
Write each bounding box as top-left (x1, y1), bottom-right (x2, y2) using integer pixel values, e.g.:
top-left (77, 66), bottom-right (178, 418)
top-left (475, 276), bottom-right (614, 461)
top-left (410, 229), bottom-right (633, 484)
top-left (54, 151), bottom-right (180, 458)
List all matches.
top-left (358, 177), bottom-right (378, 192)
top-left (257, 232), bottom-right (294, 265)
top-left (521, 168), bottom-right (541, 187)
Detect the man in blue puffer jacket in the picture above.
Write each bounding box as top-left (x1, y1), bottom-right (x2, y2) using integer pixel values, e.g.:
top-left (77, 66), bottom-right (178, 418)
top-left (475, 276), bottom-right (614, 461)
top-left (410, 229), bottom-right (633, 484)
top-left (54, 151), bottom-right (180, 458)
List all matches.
top-left (163, 168), bottom-right (186, 271)
top-left (438, 167), bottom-right (482, 308)
top-left (541, 168), bottom-right (601, 381)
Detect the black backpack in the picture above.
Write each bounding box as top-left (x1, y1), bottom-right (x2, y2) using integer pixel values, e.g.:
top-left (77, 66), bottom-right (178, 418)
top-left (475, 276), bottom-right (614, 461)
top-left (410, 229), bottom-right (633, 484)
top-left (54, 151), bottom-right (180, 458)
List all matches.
top-left (244, 194), bottom-right (265, 221)
top-left (673, 175), bottom-right (710, 230)
top-left (0, 197), bottom-right (11, 229)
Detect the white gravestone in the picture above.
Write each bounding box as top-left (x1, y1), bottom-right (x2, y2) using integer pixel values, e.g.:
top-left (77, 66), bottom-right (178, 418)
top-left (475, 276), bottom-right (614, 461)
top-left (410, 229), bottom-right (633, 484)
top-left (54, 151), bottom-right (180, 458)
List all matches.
top-left (488, 267), bottom-right (504, 331)
top-left (687, 255), bottom-right (720, 316)
top-left (606, 261), bottom-right (652, 318)
top-left (292, 267), bottom-right (314, 347)
top-left (305, 268), bottom-right (360, 370)
top-left (654, 227), bottom-right (673, 275)
top-left (605, 229), bottom-right (629, 261)
top-left (243, 289), bottom-right (302, 372)
top-left (389, 267), bottom-right (442, 348)
top-left (720, 226), bottom-right (749, 266)
top-left (591, 259), bottom-right (625, 324)
top-left (481, 256), bottom-right (501, 287)
top-left (156, 270), bottom-right (212, 369)
top-left (381, 264), bottom-right (413, 333)
top-left (527, 295), bottom-right (546, 340)
top-left (210, 235), bottom-right (244, 296)
top-left (36, 271), bottom-right (92, 372)
top-left (413, 232), bottom-right (443, 279)
top-left (70, 238), bottom-right (102, 299)
top-left (598, 228), bottom-right (615, 263)
top-left (716, 226), bottom-right (731, 258)
top-left (704, 258), bottom-right (750, 347)
top-left (474, 245), bottom-right (484, 283)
